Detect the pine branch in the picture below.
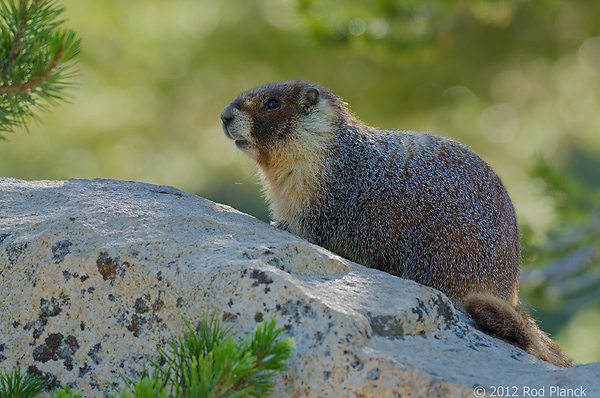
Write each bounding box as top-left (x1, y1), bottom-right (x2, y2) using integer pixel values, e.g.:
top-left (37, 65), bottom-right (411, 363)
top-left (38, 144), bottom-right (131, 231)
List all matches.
top-left (130, 313), bottom-right (294, 398)
top-left (0, 0), bottom-right (81, 138)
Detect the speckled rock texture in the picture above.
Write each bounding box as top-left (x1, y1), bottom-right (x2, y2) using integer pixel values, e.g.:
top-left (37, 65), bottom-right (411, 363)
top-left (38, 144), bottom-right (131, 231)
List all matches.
top-left (0, 177), bottom-right (598, 398)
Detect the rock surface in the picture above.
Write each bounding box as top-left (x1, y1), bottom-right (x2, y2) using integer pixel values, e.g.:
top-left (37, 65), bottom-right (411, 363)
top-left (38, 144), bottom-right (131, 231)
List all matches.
top-left (0, 177), bottom-right (598, 398)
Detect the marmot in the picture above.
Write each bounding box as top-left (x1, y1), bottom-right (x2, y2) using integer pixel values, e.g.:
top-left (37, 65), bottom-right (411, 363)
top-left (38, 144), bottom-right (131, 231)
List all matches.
top-left (220, 79), bottom-right (572, 368)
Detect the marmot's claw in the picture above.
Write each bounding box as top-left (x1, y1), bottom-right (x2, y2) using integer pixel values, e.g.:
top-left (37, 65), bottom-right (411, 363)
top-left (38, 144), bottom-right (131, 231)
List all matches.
top-left (270, 221), bottom-right (283, 229)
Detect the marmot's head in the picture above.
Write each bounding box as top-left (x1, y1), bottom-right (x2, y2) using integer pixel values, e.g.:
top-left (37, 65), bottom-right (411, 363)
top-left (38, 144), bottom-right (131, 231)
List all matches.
top-left (221, 80), bottom-right (360, 221)
top-left (221, 80), bottom-right (344, 167)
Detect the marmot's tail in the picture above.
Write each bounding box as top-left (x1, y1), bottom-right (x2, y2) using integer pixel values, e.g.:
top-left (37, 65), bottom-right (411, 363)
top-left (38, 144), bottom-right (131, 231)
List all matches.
top-left (463, 292), bottom-right (573, 368)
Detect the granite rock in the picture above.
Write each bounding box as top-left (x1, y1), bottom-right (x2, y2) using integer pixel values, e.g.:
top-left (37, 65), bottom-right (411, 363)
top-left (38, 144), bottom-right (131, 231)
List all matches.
top-left (0, 177), bottom-right (598, 397)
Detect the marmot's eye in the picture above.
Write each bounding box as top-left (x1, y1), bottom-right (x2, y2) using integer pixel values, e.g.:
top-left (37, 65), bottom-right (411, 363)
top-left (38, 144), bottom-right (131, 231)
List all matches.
top-left (265, 98), bottom-right (281, 110)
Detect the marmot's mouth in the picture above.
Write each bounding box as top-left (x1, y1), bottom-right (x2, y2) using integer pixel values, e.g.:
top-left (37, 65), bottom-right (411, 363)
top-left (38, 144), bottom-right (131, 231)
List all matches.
top-left (222, 121), bottom-right (253, 152)
top-left (222, 123), bottom-right (234, 140)
top-left (223, 124), bottom-right (250, 151)
top-left (234, 139), bottom-right (251, 150)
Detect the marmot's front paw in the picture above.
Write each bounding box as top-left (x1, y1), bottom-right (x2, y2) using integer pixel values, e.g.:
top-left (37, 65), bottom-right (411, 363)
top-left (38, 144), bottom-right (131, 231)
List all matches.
top-left (270, 221), bottom-right (284, 229)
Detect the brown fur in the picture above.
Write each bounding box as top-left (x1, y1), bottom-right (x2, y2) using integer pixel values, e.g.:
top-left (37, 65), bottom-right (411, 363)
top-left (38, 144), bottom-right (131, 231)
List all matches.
top-left (463, 293), bottom-right (573, 367)
top-left (221, 79), bottom-right (573, 367)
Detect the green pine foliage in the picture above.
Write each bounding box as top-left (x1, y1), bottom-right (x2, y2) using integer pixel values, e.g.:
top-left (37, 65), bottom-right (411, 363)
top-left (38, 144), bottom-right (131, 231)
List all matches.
top-left (0, 0), bottom-right (80, 137)
top-left (0, 366), bottom-right (45, 398)
top-left (109, 365), bottom-right (168, 398)
top-left (50, 386), bottom-right (82, 398)
top-left (0, 315), bottom-right (293, 398)
top-left (132, 314), bottom-right (294, 398)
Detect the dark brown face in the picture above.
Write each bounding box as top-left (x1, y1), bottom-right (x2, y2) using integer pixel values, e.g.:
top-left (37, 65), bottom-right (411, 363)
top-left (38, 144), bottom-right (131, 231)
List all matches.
top-left (220, 80), bottom-right (322, 164)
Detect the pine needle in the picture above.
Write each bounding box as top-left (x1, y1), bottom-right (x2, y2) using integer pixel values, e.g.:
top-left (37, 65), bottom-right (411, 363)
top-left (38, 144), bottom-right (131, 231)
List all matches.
top-left (0, 0), bottom-right (81, 137)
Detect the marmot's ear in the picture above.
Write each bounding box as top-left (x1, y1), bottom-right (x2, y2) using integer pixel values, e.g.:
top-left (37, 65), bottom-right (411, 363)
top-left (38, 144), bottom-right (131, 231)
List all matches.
top-left (299, 87), bottom-right (320, 107)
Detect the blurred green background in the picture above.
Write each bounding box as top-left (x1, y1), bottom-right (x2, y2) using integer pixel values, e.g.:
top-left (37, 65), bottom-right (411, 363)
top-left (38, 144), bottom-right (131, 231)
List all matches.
top-left (2, 0), bottom-right (600, 364)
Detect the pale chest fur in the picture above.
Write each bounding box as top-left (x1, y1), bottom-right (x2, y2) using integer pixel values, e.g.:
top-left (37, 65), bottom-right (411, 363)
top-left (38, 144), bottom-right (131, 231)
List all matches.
top-left (258, 102), bottom-right (337, 229)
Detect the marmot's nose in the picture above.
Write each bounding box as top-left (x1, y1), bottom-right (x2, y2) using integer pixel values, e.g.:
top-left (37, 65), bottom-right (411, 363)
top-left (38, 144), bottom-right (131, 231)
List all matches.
top-left (220, 106), bottom-right (234, 125)
top-left (220, 100), bottom-right (241, 125)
